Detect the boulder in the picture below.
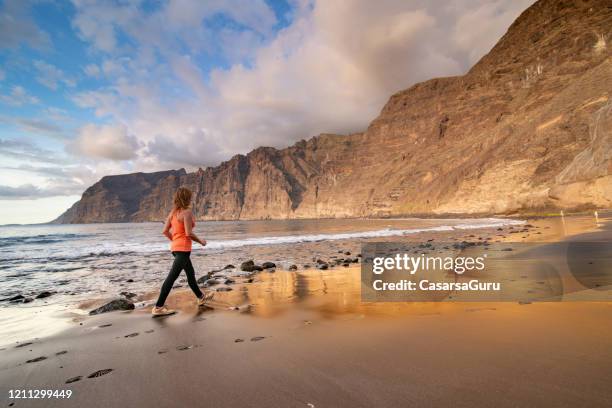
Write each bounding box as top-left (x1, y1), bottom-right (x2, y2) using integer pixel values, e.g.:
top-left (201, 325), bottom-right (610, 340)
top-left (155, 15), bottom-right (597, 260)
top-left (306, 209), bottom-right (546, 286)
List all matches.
top-left (261, 262), bottom-right (276, 269)
top-left (89, 299), bottom-right (135, 315)
top-left (288, 264), bottom-right (298, 271)
top-left (36, 291), bottom-right (53, 299)
top-left (8, 294), bottom-right (24, 302)
top-left (224, 264), bottom-right (235, 269)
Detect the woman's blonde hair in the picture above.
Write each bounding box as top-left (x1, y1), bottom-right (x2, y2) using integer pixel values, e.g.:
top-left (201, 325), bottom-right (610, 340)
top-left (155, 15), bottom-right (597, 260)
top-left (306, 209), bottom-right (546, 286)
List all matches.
top-left (173, 187), bottom-right (193, 211)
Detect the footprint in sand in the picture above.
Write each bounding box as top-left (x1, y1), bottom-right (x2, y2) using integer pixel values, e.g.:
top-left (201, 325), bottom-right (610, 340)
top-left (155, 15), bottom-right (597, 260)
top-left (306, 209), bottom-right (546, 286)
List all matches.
top-left (250, 336), bottom-right (265, 342)
top-left (99, 324), bottom-right (112, 328)
top-left (234, 338), bottom-right (244, 343)
top-left (176, 345), bottom-right (193, 351)
top-left (87, 369), bottom-right (113, 378)
top-left (65, 376), bottom-right (82, 384)
top-left (145, 329), bottom-right (154, 334)
top-left (15, 342), bottom-right (33, 348)
top-left (124, 332), bottom-right (139, 338)
top-left (26, 356), bottom-right (47, 363)
top-left (56, 350), bottom-right (68, 355)
top-left (158, 349), bottom-right (169, 354)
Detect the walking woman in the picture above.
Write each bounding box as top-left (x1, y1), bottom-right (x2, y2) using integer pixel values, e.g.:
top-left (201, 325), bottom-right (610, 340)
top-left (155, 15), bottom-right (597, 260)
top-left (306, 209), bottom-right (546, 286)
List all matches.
top-left (152, 187), bottom-right (213, 316)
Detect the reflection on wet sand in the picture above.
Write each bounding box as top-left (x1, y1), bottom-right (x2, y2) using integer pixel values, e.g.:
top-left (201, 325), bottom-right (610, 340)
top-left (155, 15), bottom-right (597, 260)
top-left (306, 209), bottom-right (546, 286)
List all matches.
top-left (165, 266), bottom-right (467, 321)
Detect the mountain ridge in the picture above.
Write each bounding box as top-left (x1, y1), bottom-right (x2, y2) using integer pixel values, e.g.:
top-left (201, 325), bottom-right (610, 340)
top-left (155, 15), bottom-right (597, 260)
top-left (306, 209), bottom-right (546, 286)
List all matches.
top-left (55, 0), bottom-right (612, 223)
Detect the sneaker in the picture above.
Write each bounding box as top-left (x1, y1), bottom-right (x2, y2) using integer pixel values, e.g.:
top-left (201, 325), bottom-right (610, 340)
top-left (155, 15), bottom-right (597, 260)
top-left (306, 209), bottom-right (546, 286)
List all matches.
top-left (151, 306), bottom-right (176, 317)
top-left (197, 292), bottom-right (215, 306)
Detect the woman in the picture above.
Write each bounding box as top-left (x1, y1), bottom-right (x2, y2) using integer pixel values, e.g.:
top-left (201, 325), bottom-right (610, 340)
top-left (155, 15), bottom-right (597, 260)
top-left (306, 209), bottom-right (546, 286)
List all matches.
top-left (152, 187), bottom-right (213, 316)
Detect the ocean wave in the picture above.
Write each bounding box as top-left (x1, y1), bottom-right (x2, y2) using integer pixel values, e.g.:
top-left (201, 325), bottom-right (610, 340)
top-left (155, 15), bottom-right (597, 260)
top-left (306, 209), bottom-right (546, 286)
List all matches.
top-left (0, 218), bottom-right (524, 261)
top-left (0, 233), bottom-right (98, 248)
top-left (204, 218), bottom-right (524, 249)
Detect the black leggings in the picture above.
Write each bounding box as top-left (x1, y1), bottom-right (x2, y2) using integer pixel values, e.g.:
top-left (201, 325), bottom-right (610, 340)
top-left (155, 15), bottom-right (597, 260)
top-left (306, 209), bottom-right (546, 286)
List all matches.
top-left (155, 251), bottom-right (203, 307)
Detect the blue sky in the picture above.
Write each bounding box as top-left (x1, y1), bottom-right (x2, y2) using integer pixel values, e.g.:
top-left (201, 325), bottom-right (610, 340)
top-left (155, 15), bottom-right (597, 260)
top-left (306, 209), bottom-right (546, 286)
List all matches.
top-left (0, 0), bottom-right (534, 224)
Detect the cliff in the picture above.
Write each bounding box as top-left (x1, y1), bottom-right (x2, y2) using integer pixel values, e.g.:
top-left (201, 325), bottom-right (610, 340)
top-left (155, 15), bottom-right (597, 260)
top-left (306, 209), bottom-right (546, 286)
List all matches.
top-left (55, 0), bottom-right (612, 223)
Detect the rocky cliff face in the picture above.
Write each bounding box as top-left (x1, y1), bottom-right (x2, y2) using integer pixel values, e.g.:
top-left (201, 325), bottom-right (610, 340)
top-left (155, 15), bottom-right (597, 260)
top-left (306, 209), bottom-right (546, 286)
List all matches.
top-left (55, 0), bottom-right (612, 223)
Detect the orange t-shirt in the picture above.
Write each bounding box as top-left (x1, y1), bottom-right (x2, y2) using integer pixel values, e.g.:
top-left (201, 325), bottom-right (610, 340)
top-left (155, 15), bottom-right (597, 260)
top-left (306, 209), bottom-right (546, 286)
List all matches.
top-left (170, 210), bottom-right (194, 252)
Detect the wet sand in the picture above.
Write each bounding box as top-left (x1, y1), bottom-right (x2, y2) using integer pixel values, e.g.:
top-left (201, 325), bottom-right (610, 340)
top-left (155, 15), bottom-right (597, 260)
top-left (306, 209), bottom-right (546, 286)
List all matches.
top-left (1, 213), bottom-right (611, 407)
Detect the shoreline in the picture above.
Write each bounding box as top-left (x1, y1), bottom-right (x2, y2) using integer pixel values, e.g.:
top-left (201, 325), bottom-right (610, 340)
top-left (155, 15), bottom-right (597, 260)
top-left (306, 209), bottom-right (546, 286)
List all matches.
top-left (1, 213), bottom-right (611, 407)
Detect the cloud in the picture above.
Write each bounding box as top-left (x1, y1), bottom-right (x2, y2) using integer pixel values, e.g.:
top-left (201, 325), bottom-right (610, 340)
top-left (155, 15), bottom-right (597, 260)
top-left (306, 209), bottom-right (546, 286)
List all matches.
top-left (71, 0), bottom-right (277, 55)
top-left (68, 124), bottom-right (141, 160)
top-left (0, 182), bottom-right (83, 200)
top-left (0, 184), bottom-right (57, 199)
top-left (0, 138), bottom-right (65, 164)
top-left (33, 60), bottom-right (77, 90)
top-left (84, 63), bottom-right (101, 78)
top-left (15, 117), bottom-right (63, 135)
top-left (0, 0), bottom-right (51, 50)
top-left (67, 0), bottom-right (534, 172)
top-left (0, 86), bottom-right (39, 106)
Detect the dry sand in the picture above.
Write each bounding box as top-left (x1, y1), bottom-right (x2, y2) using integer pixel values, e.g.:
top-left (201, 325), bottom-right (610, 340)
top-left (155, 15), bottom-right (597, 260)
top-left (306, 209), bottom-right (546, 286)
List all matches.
top-left (1, 213), bottom-right (611, 407)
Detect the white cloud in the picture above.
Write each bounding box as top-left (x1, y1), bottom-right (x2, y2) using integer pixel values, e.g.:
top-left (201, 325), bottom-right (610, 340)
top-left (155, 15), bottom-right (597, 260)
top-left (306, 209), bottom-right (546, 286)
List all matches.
top-left (68, 0), bottom-right (535, 171)
top-left (0, 86), bottom-right (39, 106)
top-left (0, 0), bottom-right (50, 50)
top-left (33, 60), bottom-right (76, 90)
top-left (68, 124), bottom-right (141, 160)
top-left (84, 63), bottom-right (101, 78)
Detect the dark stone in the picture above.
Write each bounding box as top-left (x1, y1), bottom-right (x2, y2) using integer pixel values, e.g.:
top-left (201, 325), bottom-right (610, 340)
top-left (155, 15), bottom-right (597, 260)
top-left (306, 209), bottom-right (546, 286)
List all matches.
top-left (261, 262), bottom-right (276, 269)
top-left (8, 294), bottom-right (24, 301)
top-left (36, 291), bottom-right (53, 299)
top-left (197, 271), bottom-right (214, 284)
top-left (216, 287), bottom-right (233, 292)
top-left (126, 279), bottom-right (134, 283)
top-left (344, 251), bottom-right (351, 255)
top-left (204, 278), bottom-right (220, 286)
top-left (120, 291), bottom-right (137, 299)
top-left (317, 263), bottom-right (329, 270)
top-left (22, 297), bottom-right (34, 303)
top-left (240, 260), bottom-right (255, 271)
top-left (288, 264), bottom-right (298, 271)
top-left (89, 298), bottom-right (135, 315)
top-left (223, 264), bottom-right (235, 269)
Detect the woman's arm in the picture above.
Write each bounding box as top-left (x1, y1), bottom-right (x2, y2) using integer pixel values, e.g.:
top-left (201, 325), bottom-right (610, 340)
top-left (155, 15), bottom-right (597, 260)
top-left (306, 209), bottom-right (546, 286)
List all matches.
top-left (184, 210), bottom-right (207, 246)
top-left (162, 213), bottom-right (172, 241)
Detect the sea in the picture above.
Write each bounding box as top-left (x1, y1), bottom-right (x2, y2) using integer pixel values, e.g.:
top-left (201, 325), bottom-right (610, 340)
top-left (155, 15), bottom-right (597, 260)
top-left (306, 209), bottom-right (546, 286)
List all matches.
top-left (0, 217), bottom-right (523, 344)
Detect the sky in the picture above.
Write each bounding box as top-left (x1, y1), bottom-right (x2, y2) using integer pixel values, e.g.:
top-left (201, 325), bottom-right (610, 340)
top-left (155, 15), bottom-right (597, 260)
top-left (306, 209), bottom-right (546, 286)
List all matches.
top-left (0, 0), bottom-right (535, 224)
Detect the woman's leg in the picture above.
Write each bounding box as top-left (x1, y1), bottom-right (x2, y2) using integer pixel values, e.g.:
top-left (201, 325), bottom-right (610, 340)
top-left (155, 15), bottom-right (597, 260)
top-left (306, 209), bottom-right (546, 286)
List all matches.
top-left (155, 252), bottom-right (188, 307)
top-left (184, 256), bottom-right (204, 299)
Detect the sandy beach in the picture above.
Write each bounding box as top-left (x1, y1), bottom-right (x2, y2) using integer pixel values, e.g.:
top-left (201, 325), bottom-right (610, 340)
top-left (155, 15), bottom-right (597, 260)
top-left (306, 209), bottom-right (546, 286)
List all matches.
top-left (1, 213), bottom-right (611, 407)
